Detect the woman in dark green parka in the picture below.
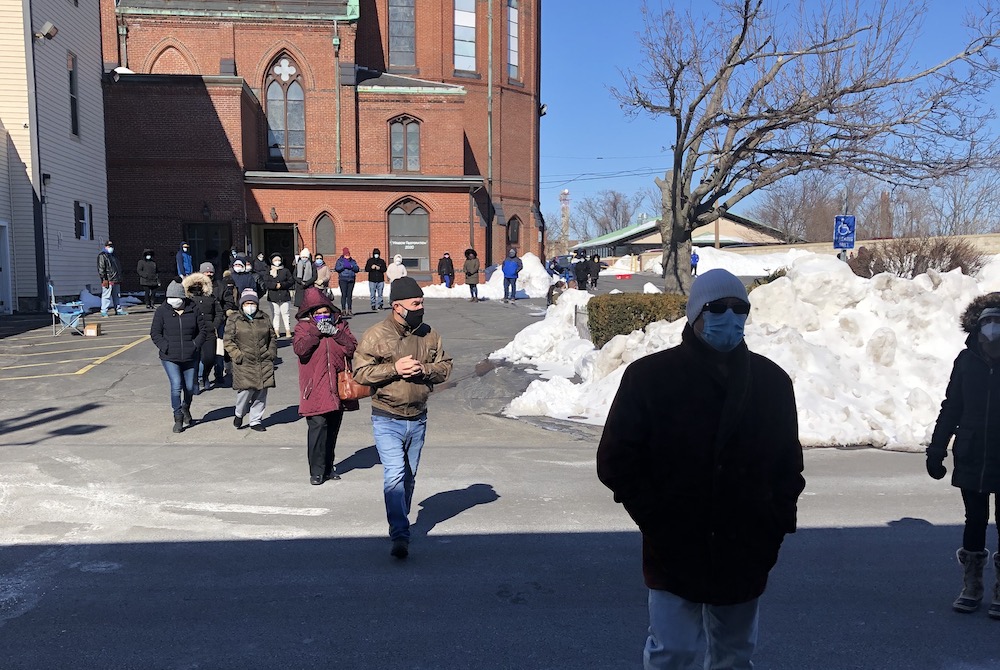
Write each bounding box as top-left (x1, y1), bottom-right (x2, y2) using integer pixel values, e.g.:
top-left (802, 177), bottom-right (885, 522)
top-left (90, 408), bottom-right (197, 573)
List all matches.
top-left (224, 288), bottom-right (278, 432)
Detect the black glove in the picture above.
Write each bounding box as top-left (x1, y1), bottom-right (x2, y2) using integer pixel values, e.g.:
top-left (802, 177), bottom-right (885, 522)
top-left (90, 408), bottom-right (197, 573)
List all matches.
top-left (926, 456), bottom-right (947, 480)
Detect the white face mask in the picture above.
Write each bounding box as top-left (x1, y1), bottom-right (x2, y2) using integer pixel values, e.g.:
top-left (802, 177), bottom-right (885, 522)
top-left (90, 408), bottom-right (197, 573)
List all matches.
top-left (273, 259), bottom-right (282, 267)
top-left (106, 247), bottom-right (114, 254)
top-left (166, 298), bottom-right (184, 309)
top-left (242, 304), bottom-right (258, 317)
top-left (233, 265), bottom-right (245, 274)
top-left (145, 255), bottom-right (151, 260)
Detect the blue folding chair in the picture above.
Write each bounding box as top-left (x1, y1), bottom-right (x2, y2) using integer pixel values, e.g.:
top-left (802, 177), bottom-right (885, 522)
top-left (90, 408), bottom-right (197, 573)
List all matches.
top-left (49, 283), bottom-right (86, 336)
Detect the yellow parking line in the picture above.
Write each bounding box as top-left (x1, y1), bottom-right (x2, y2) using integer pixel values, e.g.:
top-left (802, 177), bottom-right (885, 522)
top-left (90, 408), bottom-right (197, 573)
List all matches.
top-left (0, 334), bottom-right (151, 349)
top-left (0, 371), bottom-right (81, 381)
top-left (74, 335), bottom-right (150, 374)
top-left (16, 344), bottom-right (123, 357)
top-left (0, 357), bottom-right (102, 370)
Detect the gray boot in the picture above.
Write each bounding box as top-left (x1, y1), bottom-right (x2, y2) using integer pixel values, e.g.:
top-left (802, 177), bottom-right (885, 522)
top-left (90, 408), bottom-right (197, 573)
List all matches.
top-left (990, 552), bottom-right (1000, 619)
top-left (954, 548), bottom-right (989, 613)
top-left (181, 405), bottom-right (193, 427)
top-left (172, 411), bottom-right (184, 434)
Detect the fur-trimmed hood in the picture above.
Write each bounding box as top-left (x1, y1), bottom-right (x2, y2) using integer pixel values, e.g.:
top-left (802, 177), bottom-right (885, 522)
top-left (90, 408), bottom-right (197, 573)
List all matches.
top-left (961, 293), bottom-right (1000, 333)
top-left (182, 272), bottom-right (213, 297)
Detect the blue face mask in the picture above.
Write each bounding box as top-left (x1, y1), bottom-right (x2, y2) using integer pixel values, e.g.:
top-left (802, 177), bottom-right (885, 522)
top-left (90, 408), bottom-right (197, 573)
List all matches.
top-left (698, 310), bottom-right (747, 352)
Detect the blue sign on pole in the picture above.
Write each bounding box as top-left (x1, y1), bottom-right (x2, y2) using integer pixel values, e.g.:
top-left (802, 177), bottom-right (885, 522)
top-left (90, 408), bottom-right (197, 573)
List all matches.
top-left (834, 215), bottom-right (856, 250)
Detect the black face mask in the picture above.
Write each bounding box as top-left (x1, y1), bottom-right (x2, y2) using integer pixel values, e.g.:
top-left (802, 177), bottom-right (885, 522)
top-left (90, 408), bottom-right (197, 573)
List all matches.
top-left (402, 307), bottom-right (424, 329)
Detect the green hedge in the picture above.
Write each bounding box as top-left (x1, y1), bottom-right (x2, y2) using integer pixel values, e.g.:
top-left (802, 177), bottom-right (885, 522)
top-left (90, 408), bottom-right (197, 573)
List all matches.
top-left (587, 293), bottom-right (687, 349)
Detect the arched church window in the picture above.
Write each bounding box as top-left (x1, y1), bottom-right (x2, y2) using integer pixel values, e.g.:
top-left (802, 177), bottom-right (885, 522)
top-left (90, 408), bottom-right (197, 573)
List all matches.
top-left (388, 199), bottom-right (429, 271)
top-left (265, 55), bottom-right (306, 166)
top-left (389, 115), bottom-right (420, 172)
top-left (507, 216), bottom-right (521, 245)
top-left (315, 214), bottom-right (336, 256)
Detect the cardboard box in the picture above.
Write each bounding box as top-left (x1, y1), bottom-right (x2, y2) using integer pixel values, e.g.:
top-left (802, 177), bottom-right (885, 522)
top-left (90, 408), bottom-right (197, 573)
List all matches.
top-left (84, 323), bottom-right (101, 337)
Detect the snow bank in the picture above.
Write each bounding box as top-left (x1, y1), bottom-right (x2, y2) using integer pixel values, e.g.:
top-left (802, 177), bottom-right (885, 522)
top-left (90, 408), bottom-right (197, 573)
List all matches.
top-left (493, 251), bottom-right (1000, 450)
top-left (420, 252), bottom-right (554, 300)
top-left (641, 246), bottom-right (818, 278)
top-left (79, 290), bottom-right (142, 310)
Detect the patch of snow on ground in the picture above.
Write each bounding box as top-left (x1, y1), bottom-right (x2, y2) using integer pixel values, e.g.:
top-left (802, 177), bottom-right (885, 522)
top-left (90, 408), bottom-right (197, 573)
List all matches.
top-left (493, 250), bottom-right (1000, 450)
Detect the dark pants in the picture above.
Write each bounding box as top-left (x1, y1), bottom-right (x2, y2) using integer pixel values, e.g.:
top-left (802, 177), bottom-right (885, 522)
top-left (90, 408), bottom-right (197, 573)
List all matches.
top-left (962, 489), bottom-right (1000, 551)
top-left (339, 280), bottom-right (354, 312)
top-left (198, 339), bottom-right (217, 385)
top-left (143, 286), bottom-right (155, 307)
top-left (503, 277), bottom-right (516, 300)
top-left (306, 411), bottom-right (345, 479)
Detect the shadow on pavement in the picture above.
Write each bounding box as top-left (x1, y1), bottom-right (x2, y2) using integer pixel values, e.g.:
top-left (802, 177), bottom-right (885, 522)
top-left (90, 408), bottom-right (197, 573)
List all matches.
top-left (0, 403), bottom-right (106, 445)
top-left (2, 523), bottom-right (997, 669)
top-left (334, 444), bottom-right (379, 476)
top-left (412, 483), bottom-right (500, 537)
top-left (266, 405), bottom-right (302, 427)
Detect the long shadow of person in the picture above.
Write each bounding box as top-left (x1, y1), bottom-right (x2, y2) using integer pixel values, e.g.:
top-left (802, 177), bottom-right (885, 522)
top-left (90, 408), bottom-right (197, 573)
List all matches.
top-left (334, 445), bottom-right (380, 476)
top-left (410, 483), bottom-right (500, 538)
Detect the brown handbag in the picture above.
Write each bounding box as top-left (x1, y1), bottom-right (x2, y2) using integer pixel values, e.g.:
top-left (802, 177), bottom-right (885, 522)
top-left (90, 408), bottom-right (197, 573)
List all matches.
top-left (337, 357), bottom-right (371, 400)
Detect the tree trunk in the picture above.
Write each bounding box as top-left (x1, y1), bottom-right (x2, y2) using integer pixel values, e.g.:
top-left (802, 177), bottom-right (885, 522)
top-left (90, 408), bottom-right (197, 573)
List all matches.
top-left (660, 211), bottom-right (693, 295)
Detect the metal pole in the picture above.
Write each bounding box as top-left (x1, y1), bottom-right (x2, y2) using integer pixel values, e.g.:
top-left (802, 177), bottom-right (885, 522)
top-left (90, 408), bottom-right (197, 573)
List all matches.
top-left (487, 0), bottom-right (494, 262)
top-left (334, 21), bottom-right (343, 174)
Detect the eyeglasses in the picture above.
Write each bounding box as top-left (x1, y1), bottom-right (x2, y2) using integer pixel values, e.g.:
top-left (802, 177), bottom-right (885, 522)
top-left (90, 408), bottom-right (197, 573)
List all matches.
top-left (702, 299), bottom-right (751, 315)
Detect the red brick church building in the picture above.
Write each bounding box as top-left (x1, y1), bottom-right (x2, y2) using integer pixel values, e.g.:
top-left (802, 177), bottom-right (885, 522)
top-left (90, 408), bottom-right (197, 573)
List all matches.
top-left (99, 0), bottom-right (542, 282)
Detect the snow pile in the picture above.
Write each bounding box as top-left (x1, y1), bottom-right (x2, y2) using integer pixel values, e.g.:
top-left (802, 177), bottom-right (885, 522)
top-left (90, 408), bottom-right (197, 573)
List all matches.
top-left (641, 246), bottom-right (817, 278)
top-left (421, 252), bottom-right (553, 300)
top-left (79, 290), bottom-right (142, 310)
top-left (494, 251), bottom-right (1000, 450)
top-left (599, 255), bottom-right (638, 276)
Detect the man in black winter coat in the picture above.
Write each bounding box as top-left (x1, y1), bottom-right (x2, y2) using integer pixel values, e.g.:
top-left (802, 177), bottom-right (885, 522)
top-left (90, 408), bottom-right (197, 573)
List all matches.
top-left (97, 240), bottom-right (125, 317)
top-left (437, 252), bottom-right (455, 288)
top-left (364, 248), bottom-right (388, 310)
top-left (597, 269), bottom-right (804, 670)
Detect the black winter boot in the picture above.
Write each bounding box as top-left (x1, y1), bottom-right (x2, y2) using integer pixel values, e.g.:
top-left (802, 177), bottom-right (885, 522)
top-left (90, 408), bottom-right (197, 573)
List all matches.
top-left (954, 548), bottom-right (989, 612)
top-left (181, 405), bottom-right (193, 428)
top-left (990, 552), bottom-right (1000, 619)
top-left (172, 411), bottom-right (184, 433)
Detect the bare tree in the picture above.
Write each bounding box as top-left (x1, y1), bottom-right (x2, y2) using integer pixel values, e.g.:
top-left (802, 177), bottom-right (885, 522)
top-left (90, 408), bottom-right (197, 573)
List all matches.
top-left (571, 189), bottom-right (646, 241)
top-left (926, 172), bottom-right (1000, 236)
top-left (615, 0), bottom-right (1000, 293)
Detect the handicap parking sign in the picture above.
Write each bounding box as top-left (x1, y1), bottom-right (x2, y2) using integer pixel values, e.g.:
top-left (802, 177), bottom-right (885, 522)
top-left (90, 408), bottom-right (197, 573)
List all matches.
top-left (834, 215), bottom-right (856, 250)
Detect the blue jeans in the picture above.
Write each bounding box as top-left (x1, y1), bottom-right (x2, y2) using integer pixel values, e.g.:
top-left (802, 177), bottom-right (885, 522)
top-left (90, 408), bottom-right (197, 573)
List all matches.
top-left (645, 589), bottom-right (759, 670)
top-left (101, 283), bottom-right (121, 314)
top-left (369, 281), bottom-right (384, 309)
top-left (503, 277), bottom-right (516, 300)
top-left (442, 275), bottom-right (453, 288)
top-left (161, 359), bottom-right (197, 413)
top-left (372, 414), bottom-right (427, 541)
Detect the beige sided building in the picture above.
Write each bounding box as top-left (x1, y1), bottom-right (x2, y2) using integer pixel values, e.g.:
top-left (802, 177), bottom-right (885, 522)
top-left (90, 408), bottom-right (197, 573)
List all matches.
top-left (0, 0), bottom-right (108, 312)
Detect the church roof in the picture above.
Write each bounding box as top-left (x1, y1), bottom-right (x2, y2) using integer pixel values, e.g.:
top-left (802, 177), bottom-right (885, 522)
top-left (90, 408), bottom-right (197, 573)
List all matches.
top-left (117, 0), bottom-right (357, 20)
top-left (356, 68), bottom-right (465, 93)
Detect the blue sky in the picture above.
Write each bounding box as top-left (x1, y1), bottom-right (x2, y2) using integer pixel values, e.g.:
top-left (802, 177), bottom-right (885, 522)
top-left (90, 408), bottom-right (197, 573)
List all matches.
top-left (539, 0), bottom-right (995, 220)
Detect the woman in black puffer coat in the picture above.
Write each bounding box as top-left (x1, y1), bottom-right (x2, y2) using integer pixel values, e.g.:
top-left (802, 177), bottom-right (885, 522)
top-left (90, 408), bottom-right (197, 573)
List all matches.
top-left (150, 281), bottom-right (211, 433)
top-left (183, 272), bottom-right (223, 392)
top-left (928, 292), bottom-right (1000, 616)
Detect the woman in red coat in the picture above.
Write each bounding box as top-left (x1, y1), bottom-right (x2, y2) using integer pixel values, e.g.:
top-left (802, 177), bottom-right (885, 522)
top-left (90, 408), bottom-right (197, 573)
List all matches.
top-left (293, 287), bottom-right (358, 485)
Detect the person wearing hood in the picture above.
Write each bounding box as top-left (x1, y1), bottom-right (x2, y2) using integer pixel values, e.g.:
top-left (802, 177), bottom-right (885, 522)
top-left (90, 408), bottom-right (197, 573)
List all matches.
top-left (222, 254), bottom-right (265, 315)
top-left (437, 252), bottom-right (455, 289)
top-left (353, 277), bottom-right (453, 559)
top-left (136, 248), bottom-right (159, 309)
top-left (183, 268), bottom-right (223, 392)
top-left (150, 280), bottom-right (211, 433)
top-left (224, 289), bottom-right (277, 432)
top-left (386, 253), bottom-right (407, 286)
top-left (264, 252), bottom-right (294, 338)
top-left (365, 248), bottom-right (388, 311)
top-left (313, 253), bottom-right (332, 298)
top-left (501, 248), bottom-right (523, 303)
top-left (597, 269), bottom-right (804, 669)
top-left (463, 248), bottom-right (480, 302)
top-left (293, 247), bottom-right (316, 308)
top-left (97, 240), bottom-right (125, 317)
top-left (294, 287), bottom-right (358, 484)
top-left (202, 263), bottom-right (227, 386)
top-left (587, 254), bottom-right (602, 290)
top-left (176, 242), bottom-right (193, 278)
top-left (252, 252), bottom-right (269, 275)
top-left (928, 293), bottom-right (1000, 618)
top-left (334, 247), bottom-right (361, 316)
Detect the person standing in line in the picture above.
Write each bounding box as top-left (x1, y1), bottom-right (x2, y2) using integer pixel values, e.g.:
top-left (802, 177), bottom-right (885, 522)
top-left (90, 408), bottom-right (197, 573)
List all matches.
top-left (176, 242), bottom-right (193, 278)
top-left (588, 254), bottom-right (602, 290)
top-left (437, 252), bottom-right (455, 289)
top-left (386, 253), bottom-right (407, 287)
top-left (264, 252), bottom-right (293, 338)
top-left (183, 268), bottom-right (223, 392)
top-left (314, 253), bottom-right (332, 298)
top-left (293, 287), bottom-right (358, 485)
top-left (463, 248), bottom-right (480, 303)
top-left (690, 249), bottom-right (700, 277)
top-left (222, 255), bottom-right (266, 315)
top-left (202, 263), bottom-right (227, 387)
top-left (597, 269), bottom-right (804, 670)
top-left (150, 280), bottom-right (210, 433)
top-left (365, 248), bottom-right (388, 311)
top-left (224, 288), bottom-right (277, 433)
top-left (252, 251), bottom-right (269, 275)
top-left (927, 294), bottom-right (1000, 618)
top-left (97, 240), bottom-right (125, 317)
top-left (574, 254), bottom-right (590, 290)
top-left (353, 277), bottom-right (453, 559)
top-left (293, 247), bottom-right (316, 309)
top-left (136, 248), bottom-right (159, 309)
top-left (334, 247), bottom-right (360, 316)
top-left (501, 248), bottom-right (523, 303)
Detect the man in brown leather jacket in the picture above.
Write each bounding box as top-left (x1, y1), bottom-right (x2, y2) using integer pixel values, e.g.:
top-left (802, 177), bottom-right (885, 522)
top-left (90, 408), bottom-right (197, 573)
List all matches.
top-left (353, 277), bottom-right (452, 559)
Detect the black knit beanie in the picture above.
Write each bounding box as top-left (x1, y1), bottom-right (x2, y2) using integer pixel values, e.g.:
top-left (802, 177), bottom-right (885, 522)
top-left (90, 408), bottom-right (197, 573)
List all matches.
top-left (390, 277), bottom-right (423, 303)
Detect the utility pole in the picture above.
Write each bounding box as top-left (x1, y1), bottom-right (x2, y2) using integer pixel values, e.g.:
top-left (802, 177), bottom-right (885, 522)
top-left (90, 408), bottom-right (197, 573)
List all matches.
top-left (559, 189), bottom-right (571, 254)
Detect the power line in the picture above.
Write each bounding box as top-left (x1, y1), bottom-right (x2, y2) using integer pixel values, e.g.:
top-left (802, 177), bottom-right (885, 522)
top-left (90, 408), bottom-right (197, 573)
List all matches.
top-left (541, 154), bottom-right (668, 160)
